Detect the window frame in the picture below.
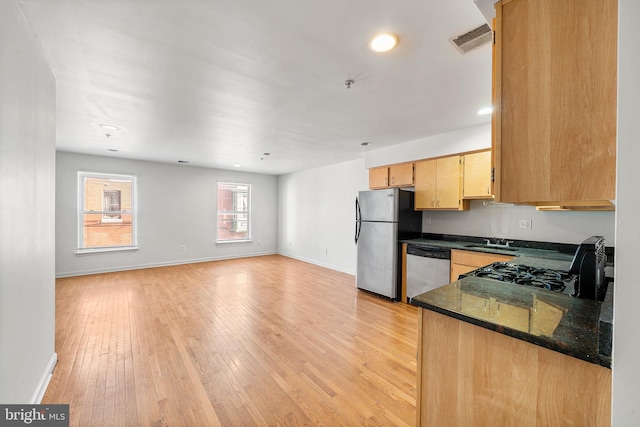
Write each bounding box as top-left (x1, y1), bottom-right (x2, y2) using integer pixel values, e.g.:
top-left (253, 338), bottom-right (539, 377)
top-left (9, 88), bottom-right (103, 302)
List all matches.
top-left (77, 171), bottom-right (138, 253)
top-left (216, 182), bottom-right (252, 243)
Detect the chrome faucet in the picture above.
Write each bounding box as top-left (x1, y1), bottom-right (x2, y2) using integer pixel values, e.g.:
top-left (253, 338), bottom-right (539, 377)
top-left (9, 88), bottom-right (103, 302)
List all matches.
top-left (485, 238), bottom-right (514, 248)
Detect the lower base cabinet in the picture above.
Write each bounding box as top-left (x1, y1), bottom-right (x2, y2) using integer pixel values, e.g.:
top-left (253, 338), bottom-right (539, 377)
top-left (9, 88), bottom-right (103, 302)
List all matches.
top-left (416, 309), bottom-right (611, 426)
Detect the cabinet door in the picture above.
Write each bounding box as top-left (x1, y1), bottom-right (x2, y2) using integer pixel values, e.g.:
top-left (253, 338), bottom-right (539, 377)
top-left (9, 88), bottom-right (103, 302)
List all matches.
top-left (368, 167), bottom-right (389, 189)
top-left (450, 263), bottom-right (477, 282)
top-left (389, 163), bottom-right (414, 187)
top-left (415, 156), bottom-right (467, 210)
top-left (414, 160), bottom-right (437, 209)
top-left (494, 0), bottom-right (617, 204)
top-left (451, 249), bottom-right (514, 268)
top-left (450, 249), bottom-right (514, 282)
top-left (463, 151), bottom-right (492, 199)
top-left (435, 156), bottom-right (462, 209)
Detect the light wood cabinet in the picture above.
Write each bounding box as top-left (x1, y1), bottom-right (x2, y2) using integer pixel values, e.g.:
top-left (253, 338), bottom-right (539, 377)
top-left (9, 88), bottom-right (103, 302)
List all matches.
top-left (416, 309), bottom-right (612, 426)
top-left (462, 150), bottom-right (492, 199)
top-left (368, 167), bottom-right (389, 189)
top-left (414, 156), bottom-right (468, 210)
top-left (389, 163), bottom-right (414, 187)
top-left (401, 243), bottom-right (408, 303)
top-left (493, 0), bottom-right (617, 208)
top-left (450, 249), bottom-right (513, 282)
top-left (450, 262), bottom-right (475, 282)
top-left (368, 163), bottom-right (414, 189)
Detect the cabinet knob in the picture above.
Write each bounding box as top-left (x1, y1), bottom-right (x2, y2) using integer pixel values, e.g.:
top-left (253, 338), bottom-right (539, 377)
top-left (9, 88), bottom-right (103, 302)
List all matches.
top-left (384, 177), bottom-right (388, 185)
top-left (391, 176), bottom-right (395, 185)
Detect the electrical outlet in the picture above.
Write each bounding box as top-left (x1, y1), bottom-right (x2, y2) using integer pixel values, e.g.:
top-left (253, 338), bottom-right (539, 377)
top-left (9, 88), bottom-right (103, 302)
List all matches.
top-left (519, 219), bottom-right (532, 230)
top-left (179, 245), bottom-right (186, 251)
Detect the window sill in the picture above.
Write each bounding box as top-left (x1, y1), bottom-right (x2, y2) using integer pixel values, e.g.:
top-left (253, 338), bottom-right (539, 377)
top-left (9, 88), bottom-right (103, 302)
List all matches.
top-left (76, 246), bottom-right (139, 255)
top-left (216, 239), bottom-right (253, 244)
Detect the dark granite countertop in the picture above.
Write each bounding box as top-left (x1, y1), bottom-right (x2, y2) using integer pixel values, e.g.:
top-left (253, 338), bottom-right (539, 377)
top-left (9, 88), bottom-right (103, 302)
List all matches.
top-left (404, 235), bottom-right (577, 266)
top-left (405, 234), bottom-right (613, 368)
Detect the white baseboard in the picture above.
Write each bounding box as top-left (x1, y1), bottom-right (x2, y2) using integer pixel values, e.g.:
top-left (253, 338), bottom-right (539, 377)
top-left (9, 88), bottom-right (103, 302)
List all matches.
top-left (31, 352), bottom-right (57, 404)
top-left (277, 252), bottom-right (356, 276)
top-left (55, 251), bottom-right (277, 278)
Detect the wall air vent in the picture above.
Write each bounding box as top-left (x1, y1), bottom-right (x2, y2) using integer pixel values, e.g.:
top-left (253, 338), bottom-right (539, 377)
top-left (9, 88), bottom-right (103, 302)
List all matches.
top-left (449, 23), bottom-right (492, 54)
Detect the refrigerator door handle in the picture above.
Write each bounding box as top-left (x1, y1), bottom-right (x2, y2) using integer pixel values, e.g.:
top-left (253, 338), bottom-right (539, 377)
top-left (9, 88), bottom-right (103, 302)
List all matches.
top-left (355, 197), bottom-right (361, 244)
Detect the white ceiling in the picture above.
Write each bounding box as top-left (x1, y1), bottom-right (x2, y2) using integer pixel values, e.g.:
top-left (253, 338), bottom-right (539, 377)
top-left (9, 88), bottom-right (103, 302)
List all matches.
top-left (18, 0), bottom-right (493, 175)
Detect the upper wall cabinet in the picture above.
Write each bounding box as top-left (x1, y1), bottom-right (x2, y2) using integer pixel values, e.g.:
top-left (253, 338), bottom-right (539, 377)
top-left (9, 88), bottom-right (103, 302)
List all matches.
top-left (493, 0), bottom-right (617, 208)
top-left (415, 156), bottom-right (469, 210)
top-left (462, 150), bottom-right (493, 199)
top-left (369, 167), bottom-right (390, 189)
top-left (369, 163), bottom-right (414, 189)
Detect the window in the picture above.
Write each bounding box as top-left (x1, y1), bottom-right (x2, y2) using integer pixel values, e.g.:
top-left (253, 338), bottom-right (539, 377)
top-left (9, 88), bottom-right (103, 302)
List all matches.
top-left (78, 172), bottom-right (137, 252)
top-left (102, 190), bottom-right (122, 222)
top-left (217, 182), bottom-right (251, 242)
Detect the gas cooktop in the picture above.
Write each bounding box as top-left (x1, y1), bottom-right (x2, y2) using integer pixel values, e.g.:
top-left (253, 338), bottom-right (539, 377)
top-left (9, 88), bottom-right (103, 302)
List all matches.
top-left (461, 262), bottom-right (575, 294)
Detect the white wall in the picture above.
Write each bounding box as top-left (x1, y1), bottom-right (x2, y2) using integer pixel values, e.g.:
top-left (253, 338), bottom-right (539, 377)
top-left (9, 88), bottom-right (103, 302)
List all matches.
top-left (423, 200), bottom-right (615, 245)
top-left (612, 0), bottom-right (640, 424)
top-left (56, 152), bottom-right (278, 277)
top-left (0, 0), bottom-right (57, 403)
top-left (278, 158), bottom-right (369, 274)
top-left (365, 123), bottom-right (491, 168)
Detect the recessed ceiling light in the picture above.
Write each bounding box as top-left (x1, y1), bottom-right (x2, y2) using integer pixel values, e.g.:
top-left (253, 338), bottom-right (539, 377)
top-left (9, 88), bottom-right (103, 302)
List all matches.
top-left (262, 152), bottom-right (271, 156)
top-left (107, 148), bottom-right (118, 152)
top-left (178, 160), bottom-right (189, 164)
top-left (361, 141), bottom-right (372, 146)
top-left (369, 33), bottom-right (398, 53)
top-left (233, 164), bottom-right (241, 168)
top-left (99, 124), bottom-right (120, 130)
top-left (478, 106), bottom-right (493, 115)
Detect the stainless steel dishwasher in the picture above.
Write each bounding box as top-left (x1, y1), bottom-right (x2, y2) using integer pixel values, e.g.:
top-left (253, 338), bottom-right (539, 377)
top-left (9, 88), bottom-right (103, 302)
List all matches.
top-left (406, 245), bottom-right (451, 301)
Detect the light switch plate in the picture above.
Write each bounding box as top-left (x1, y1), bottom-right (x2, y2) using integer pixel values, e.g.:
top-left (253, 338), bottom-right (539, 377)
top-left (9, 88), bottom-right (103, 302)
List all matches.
top-left (519, 219), bottom-right (532, 230)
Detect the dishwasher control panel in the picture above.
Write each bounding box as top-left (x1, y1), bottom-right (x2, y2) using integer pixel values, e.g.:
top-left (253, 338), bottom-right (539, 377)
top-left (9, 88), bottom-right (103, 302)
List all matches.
top-left (406, 245), bottom-right (451, 260)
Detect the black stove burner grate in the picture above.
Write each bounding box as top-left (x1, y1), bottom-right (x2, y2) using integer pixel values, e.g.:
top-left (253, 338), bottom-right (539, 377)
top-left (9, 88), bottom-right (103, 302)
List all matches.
top-left (465, 262), bottom-right (573, 293)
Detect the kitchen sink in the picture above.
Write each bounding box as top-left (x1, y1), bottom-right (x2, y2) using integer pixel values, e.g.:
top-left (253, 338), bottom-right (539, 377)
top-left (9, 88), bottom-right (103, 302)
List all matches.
top-left (464, 244), bottom-right (519, 252)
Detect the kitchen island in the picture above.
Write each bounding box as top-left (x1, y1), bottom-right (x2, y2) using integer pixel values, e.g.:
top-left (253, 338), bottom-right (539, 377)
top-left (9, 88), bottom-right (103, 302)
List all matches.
top-left (407, 236), bottom-right (612, 426)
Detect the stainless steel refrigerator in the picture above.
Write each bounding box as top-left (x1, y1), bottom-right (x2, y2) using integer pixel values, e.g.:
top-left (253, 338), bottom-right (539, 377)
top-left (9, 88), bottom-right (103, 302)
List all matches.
top-left (355, 188), bottom-right (422, 300)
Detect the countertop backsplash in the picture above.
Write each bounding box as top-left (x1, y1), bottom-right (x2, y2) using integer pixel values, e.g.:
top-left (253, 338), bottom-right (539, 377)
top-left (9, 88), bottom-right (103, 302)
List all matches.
top-left (420, 200), bottom-right (615, 246)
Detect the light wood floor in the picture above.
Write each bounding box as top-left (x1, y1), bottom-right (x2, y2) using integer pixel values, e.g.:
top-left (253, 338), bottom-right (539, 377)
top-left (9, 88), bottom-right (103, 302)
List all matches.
top-left (44, 255), bottom-right (419, 426)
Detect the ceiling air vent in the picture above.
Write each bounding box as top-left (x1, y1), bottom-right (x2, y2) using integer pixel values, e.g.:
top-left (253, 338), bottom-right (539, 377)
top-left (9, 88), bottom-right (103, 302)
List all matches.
top-left (449, 23), bottom-right (492, 54)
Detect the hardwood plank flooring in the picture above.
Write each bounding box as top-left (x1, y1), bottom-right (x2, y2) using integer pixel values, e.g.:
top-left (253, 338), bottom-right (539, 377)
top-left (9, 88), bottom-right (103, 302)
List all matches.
top-left (44, 255), bottom-right (418, 426)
